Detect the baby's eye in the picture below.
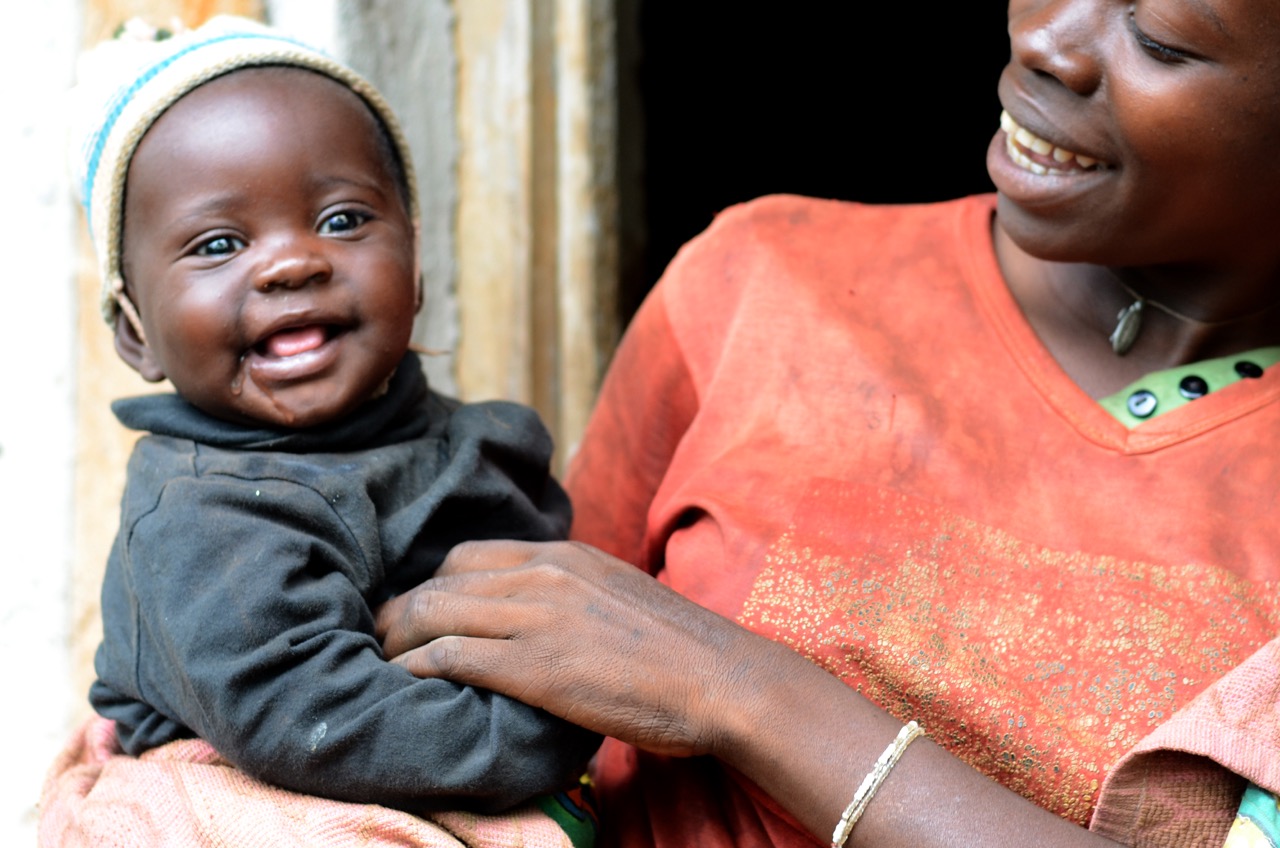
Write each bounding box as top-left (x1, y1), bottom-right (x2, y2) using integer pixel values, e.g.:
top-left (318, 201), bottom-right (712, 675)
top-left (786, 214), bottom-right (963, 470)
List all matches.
top-left (318, 210), bottom-right (369, 235)
top-left (193, 235), bottom-right (246, 257)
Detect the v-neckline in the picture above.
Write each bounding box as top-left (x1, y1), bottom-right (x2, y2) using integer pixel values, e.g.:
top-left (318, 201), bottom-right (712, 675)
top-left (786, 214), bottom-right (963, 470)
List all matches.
top-left (957, 196), bottom-right (1280, 456)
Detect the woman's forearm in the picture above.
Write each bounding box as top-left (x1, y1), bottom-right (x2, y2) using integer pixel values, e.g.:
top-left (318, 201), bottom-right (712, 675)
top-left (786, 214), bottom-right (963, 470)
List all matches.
top-left (377, 539), bottom-right (1126, 847)
top-left (713, 632), bottom-right (1124, 847)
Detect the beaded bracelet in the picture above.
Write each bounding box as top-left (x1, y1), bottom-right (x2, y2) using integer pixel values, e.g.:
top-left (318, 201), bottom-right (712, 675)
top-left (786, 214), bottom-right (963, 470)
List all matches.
top-left (830, 720), bottom-right (925, 847)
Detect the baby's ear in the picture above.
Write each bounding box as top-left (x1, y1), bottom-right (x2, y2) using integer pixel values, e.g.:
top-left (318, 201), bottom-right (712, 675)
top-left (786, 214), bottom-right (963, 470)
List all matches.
top-left (113, 311), bottom-right (166, 382)
top-left (413, 221), bottom-right (423, 314)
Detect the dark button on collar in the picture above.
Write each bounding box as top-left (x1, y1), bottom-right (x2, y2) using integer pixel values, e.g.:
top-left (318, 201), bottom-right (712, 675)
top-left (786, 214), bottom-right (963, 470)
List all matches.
top-left (1178, 375), bottom-right (1208, 399)
top-left (1127, 390), bottom-right (1158, 418)
top-left (1235, 360), bottom-right (1264, 379)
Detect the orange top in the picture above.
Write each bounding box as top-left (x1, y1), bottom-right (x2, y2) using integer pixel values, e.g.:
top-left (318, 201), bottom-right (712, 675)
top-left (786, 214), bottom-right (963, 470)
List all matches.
top-left (566, 194), bottom-right (1280, 847)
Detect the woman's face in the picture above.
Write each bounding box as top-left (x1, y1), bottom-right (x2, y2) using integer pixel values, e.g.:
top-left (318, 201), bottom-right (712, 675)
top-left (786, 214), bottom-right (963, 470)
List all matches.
top-left (988, 0), bottom-right (1280, 271)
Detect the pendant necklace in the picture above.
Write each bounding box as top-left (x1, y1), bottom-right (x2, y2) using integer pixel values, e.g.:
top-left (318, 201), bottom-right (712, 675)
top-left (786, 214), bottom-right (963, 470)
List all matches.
top-left (1108, 296), bottom-right (1145, 356)
top-left (1109, 281), bottom-right (1280, 356)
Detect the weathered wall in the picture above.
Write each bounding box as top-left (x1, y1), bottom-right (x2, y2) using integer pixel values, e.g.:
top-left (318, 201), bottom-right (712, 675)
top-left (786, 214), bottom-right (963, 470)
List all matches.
top-left (1, 6), bottom-right (80, 844)
top-left (455, 0), bottom-right (617, 457)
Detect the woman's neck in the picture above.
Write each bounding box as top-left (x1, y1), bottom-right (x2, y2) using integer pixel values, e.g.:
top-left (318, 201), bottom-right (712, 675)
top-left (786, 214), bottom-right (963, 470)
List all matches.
top-left (993, 221), bottom-right (1280, 399)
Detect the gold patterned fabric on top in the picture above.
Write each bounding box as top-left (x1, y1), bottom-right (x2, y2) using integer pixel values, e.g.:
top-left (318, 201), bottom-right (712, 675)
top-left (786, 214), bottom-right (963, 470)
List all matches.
top-left (740, 480), bottom-right (1280, 826)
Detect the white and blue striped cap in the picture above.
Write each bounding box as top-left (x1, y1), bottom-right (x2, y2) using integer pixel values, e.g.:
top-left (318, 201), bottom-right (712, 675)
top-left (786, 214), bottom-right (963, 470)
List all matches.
top-left (70, 15), bottom-right (418, 330)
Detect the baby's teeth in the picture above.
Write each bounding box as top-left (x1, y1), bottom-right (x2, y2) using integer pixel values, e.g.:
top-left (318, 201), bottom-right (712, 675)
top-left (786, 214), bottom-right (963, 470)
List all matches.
top-left (1014, 127), bottom-right (1038, 149)
top-left (1053, 147), bottom-right (1074, 163)
top-left (1000, 110), bottom-right (1017, 133)
top-left (1076, 154), bottom-right (1097, 168)
top-left (1029, 136), bottom-right (1053, 156)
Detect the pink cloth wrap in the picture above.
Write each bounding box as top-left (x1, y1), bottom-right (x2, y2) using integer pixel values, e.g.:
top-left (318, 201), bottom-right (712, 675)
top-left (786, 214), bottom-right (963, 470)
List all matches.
top-left (36, 629), bottom-right (1280, 847)
top-left (39, 717), bottom-right (575, 848)
top-left (1091, 637), bottom-right (1280, 846)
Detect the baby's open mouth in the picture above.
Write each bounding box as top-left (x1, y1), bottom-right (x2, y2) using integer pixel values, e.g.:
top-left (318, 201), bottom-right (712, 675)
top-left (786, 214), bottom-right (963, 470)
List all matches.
top-left (255, 325), bottom-right (339, 358)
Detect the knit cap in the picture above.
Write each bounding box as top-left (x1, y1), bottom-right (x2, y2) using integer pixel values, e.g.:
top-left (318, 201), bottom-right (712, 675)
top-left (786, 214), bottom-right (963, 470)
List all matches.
top-left (69, 15), bottom-right (419, 332)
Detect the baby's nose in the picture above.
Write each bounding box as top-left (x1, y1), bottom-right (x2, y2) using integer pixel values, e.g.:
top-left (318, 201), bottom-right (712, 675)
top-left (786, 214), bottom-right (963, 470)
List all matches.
top-left (252, 236), bottom-right (333, 292)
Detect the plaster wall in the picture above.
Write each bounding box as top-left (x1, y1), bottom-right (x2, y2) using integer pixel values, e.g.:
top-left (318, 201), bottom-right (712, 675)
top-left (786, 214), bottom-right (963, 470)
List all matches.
top-left (1, 3), bottom-right (82, 843)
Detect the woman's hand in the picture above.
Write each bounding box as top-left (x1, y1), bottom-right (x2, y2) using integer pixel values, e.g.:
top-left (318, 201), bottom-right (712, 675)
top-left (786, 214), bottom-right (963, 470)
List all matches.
top-left (376, 539), bottom-right (1127, 847)
top-left (375, 539), bottom-right (767, 758)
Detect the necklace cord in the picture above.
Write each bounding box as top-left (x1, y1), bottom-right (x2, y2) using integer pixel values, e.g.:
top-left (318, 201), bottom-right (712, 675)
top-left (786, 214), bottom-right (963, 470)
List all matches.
top-left (1110, 280), bottom-right (1280, 356)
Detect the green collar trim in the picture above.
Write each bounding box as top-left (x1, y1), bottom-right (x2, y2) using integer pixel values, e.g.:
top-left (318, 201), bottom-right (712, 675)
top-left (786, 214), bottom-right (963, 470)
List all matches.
top-left (1098, 347), bottom-right (1280, 428)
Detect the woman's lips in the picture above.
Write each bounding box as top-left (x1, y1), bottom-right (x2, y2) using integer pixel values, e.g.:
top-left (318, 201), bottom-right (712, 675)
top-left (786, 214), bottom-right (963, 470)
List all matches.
top-left (999, 110), bottom-right (1107, 175)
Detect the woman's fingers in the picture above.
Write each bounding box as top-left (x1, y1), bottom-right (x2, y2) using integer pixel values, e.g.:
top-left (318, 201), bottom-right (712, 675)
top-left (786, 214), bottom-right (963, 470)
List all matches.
top-left (390, 634), bottom-right (560, 712)
top-left (373, 539), bottom-right (539, 648)
top-left (434, 538), bottom-right (545, 577)
top-left (375, 539), bottom-right (754, 757)
top-left (375, 587), bottom-right (515, 654)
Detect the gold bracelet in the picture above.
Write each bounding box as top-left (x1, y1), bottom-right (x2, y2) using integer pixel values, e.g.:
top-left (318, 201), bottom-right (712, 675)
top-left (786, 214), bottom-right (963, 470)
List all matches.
top-left (830, 720), bottom-right (924, 848)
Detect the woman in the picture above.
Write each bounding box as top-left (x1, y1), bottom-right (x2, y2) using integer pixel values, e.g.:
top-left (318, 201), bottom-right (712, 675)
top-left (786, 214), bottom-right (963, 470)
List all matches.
top-left (376, 0), bottom-right (1280, 845)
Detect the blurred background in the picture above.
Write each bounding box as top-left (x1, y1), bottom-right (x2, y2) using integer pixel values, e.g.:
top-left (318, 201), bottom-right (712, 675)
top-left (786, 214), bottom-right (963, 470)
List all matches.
top-left (0, 1), bottom-right (1003, 842)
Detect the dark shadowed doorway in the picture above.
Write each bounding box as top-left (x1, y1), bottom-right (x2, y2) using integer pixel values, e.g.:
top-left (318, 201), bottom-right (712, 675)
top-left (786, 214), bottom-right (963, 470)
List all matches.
top-left (616, 4), bottom-right (1010, 326)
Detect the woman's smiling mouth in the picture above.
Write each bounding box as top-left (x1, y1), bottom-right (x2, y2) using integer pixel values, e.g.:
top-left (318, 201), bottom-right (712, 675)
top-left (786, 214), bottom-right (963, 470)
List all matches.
top-left (1000, 110), bottom-right (1108, 175)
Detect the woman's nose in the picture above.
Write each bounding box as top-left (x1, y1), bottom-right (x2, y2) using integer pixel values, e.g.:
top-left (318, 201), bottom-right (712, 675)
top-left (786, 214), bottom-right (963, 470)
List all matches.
top-left (1008, 0), bottom-right (1104, 97)
top-left (252, 235), bottom-right (333, 293)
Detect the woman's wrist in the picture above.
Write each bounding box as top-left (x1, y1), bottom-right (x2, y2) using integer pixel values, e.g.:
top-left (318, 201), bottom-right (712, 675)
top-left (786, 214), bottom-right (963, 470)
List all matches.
top-left (698, 626), bottom-right (1126, 847)
top-left (701, 626), bottom-right (899, 839)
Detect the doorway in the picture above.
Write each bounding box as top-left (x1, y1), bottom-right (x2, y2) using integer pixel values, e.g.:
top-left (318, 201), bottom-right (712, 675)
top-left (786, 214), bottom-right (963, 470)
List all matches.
top-left (618, 4), bottom-right (1010, 324)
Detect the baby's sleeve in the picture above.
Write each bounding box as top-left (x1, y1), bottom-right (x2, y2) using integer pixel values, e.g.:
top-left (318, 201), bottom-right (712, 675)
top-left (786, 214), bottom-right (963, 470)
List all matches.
top-left (93, 466), bottom-right (598, 814)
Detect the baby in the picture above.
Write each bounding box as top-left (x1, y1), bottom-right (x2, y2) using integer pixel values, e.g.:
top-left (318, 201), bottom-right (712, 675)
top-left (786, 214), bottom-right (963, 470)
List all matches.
top-left (73, 15), bottom-right (598, 840)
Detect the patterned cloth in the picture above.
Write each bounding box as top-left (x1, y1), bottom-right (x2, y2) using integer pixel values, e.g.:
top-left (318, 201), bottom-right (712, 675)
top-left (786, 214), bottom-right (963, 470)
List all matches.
top-left (39, 717), bottom-right (580, 848)
top-left (1096, 354), bottom-right (1280, 848)
top-left (1091, 636), bottom-right (1280, 846)
top-left (1226, 784), bottom-right (1280, 848)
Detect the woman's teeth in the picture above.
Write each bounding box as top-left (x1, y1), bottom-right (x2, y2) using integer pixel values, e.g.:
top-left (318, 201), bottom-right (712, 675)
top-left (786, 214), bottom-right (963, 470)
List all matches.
top-left (1000, 110), bottom-right (1103, 175)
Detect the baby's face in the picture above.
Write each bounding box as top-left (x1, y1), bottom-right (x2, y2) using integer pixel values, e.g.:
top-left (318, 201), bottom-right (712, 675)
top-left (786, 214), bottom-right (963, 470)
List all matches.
top-left (119, 67), bottom-right (418, 429)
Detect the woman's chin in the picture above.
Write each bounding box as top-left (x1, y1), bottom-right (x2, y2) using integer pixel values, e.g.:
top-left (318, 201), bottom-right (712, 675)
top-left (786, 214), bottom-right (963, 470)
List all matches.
top-left (985, 132), bottom-right (1125, 264)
